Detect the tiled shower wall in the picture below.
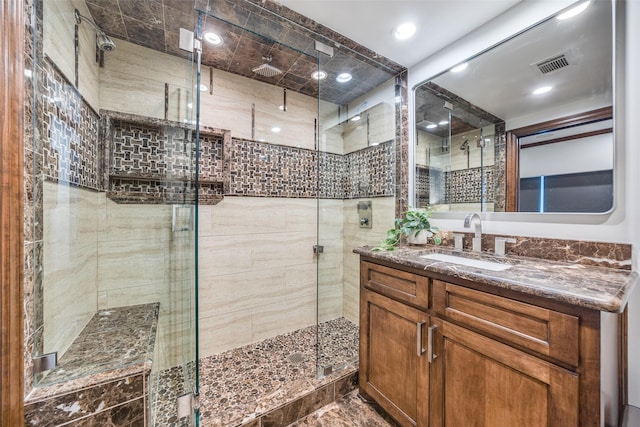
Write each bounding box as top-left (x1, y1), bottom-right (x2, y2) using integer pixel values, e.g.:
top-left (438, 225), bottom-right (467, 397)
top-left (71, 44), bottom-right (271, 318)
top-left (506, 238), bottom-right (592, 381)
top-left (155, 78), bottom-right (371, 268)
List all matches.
top-left (29, 20), bottom-right (397, 377)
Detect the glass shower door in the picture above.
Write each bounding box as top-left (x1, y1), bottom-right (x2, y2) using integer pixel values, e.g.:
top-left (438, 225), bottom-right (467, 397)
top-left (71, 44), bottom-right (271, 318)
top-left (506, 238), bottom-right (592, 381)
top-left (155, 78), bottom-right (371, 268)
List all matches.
top-left (31, 1), bottom-right (200, 426)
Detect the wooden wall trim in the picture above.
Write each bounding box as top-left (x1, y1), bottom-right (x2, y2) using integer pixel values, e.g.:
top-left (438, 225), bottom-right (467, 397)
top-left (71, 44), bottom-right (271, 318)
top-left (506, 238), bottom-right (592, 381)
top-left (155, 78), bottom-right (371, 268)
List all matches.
top-left (0, 0), bottom-right (25, 423)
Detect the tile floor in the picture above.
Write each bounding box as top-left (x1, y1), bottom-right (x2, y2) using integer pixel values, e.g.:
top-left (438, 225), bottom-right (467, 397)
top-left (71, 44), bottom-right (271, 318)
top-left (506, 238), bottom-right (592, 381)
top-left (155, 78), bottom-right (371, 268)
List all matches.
top-left (152, 318), bottom-right (390, 427)
top-left (288, 390), bottom-right (398, 427)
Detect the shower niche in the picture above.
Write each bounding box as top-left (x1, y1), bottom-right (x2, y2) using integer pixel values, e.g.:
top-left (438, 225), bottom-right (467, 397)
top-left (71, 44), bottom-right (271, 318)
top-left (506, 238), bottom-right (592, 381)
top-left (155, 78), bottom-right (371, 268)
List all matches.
top-left (102, 111), bottom-right (227, 206)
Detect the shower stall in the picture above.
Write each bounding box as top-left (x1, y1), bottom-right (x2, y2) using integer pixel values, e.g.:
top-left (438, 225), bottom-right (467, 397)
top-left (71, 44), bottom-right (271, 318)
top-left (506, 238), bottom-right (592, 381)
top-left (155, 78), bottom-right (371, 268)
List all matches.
top-left (24, 0), bottom-right (403, 424)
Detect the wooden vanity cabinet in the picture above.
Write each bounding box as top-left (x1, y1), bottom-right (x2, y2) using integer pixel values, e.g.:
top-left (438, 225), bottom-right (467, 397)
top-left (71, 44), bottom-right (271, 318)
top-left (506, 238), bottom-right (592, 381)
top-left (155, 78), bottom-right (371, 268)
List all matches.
top-left (359, 261), bottom-right (432, 426)
top-left (359, 258), bottom-right (605, 427)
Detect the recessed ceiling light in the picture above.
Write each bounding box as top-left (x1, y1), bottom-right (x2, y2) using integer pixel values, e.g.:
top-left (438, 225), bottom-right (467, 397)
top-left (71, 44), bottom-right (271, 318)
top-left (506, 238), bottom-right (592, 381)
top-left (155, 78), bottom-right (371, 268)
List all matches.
top-left (203, 32), bottom-right (223, 45)
top-left (438, 120), bottom-right (449, 125)
top-left (312, 70), bottom-right (327, 80)
top-left (336, 72), bottom-right (352, 83)
top-left (557, 1), bottom-right (590, 20)
top-left (393, 22), bottom-right (416, 40)
top-left (533, 86), bottom-right (552, 95)
top-left (450, 62), bottom-right (468, 73)
top-left (426, 124), bottom-right (438, 129)
top-left (271, 126), bottom-right (281, 133)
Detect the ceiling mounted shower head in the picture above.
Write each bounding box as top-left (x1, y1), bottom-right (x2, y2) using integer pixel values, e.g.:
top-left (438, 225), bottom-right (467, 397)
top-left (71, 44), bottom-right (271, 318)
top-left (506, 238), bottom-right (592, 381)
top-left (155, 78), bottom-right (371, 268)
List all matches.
top-left (252, 55), bottom-right (282, 77)
top-left (74, 8), bottom-right (116, 52)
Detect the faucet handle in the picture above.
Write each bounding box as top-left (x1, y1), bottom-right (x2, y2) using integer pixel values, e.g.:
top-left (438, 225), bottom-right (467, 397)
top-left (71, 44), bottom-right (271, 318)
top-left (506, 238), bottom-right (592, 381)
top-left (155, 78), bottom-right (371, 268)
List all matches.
top-left (452, 233), bottom-right (464, 250)
top-left (494, 236), bottom-right (516, 256)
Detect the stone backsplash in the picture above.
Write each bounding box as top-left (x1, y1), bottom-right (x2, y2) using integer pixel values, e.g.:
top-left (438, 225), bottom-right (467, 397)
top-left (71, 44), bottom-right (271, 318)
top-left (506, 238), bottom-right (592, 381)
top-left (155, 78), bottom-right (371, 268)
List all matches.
top-left (438, 232), bottom-right (632, 271)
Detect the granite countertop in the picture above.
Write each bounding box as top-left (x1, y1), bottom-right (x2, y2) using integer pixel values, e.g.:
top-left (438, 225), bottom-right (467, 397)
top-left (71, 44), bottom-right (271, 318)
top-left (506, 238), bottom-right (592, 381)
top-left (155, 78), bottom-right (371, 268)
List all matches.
top-left (354, 245), bottom-right (638, 313)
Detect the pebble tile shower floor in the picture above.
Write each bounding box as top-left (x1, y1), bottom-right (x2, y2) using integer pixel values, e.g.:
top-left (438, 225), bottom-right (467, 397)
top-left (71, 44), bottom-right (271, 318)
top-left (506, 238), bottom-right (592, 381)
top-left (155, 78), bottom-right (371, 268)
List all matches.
top-left (152, 318), bottom-right (391, 427)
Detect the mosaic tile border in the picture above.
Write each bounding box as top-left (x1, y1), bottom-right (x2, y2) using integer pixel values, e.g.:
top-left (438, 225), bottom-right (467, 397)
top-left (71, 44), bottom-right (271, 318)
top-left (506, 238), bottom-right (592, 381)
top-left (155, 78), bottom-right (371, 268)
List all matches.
top-left (415, 165), bottom-right (497, 206)
top-left (229, 138), bottom-right (394, 200)
top-left (41, 59), bottom-right (101, 191)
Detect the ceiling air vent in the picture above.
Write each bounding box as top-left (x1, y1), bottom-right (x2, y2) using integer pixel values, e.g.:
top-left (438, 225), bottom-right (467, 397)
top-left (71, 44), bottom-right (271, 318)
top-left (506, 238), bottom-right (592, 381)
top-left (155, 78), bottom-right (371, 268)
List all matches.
top-left (536, 54), bottom-right (570, 74)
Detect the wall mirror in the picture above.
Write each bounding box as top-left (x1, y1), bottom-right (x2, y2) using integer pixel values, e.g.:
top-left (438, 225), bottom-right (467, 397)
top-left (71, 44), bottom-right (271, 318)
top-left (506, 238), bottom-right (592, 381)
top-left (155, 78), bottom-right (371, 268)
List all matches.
top-left (413, 0), bottom-right (613, 215)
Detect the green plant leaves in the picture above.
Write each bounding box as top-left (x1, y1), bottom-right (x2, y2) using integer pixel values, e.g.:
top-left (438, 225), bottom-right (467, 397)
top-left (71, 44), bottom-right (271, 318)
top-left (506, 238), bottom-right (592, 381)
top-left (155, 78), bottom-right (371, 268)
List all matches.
top-left (373, 206), bottom-right (440, 251)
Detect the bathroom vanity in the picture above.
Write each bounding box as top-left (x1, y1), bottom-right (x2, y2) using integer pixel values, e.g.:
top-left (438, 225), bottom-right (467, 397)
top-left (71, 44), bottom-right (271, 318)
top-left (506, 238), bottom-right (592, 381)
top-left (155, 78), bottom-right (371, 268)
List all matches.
top-left (355, 245), bottom-right (637, 427)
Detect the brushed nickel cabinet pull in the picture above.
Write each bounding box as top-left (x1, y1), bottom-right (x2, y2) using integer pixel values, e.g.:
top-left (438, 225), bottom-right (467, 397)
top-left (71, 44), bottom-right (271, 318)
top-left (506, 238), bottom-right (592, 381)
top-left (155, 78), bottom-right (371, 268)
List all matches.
top-left (416, 321), bottom-right (426, 356)
top-left (428, 325), bottom-right (438, 363)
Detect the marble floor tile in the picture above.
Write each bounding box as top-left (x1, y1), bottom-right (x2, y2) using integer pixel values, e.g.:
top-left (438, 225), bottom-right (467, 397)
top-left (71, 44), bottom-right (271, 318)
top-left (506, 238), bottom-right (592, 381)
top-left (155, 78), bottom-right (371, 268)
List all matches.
top-left (288, 390), bottom-right (398, 427)
top-left (153, 318), bottom-right (360, 427)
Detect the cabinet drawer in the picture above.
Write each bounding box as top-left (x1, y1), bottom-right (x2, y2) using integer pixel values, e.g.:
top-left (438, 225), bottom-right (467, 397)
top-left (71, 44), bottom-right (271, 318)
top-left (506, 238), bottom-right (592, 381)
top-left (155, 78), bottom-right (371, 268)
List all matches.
top-left (433, 280), bottom-right (579, 366)
top-left (361, 261), bottom-right (430, 308)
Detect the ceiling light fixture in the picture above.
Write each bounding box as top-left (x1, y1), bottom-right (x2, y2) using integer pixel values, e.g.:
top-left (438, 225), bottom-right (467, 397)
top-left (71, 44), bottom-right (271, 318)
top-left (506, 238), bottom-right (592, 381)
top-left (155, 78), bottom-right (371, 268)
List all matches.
top-left (450, 62), bottom-right (468, 73)
top-left (312, 70), bottom-right (327, 80)
top-left (532, 86), bottom-right (552, 95)
top-left (426, 124), bottom-right (438, 129)
top-left (204, 32), bottom-right (223, 45)
top-left (557, 1), bottom-right (590, 20)
top-left (336, 72), bottom-right (352, 83)
top-left (438, 120), bottom-right (449, 125)
top-left (393, 22), bottom-right (416, 40)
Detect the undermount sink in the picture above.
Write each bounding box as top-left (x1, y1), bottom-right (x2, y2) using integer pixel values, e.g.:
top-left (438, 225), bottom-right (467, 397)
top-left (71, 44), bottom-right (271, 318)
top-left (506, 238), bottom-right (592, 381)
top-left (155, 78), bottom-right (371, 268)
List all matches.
top-left (421, 252), bottom-right (512, 272)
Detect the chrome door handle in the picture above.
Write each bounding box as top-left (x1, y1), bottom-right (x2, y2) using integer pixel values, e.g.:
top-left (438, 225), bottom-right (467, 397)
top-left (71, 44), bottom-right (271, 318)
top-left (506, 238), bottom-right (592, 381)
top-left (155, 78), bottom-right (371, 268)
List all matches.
top-left (416, 321), bottom-right (426, 356)
top-left (427, 325), bottom-right (438, 363)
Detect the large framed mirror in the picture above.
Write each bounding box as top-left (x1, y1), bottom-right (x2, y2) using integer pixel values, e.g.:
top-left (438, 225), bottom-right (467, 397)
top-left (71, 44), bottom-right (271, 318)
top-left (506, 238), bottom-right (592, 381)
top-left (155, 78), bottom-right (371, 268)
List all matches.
top-left (412, 0), bottom-right (614, 216)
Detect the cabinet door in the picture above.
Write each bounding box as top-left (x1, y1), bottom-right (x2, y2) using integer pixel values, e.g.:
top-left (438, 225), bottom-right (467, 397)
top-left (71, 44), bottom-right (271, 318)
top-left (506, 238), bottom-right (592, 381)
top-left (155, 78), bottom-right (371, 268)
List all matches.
top-left (360, 289), bottom-right (430, 427)
top-left (430, 319), bottom-right (579, 427)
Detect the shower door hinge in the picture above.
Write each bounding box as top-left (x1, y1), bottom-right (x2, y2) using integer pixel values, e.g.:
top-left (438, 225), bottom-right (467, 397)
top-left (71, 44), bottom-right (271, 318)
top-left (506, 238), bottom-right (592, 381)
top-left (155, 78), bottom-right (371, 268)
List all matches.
top-left (33, 352), bottom-right (57, 374)
top-left (176, 391), bottom-right (199, 419)
top-left (313, 245), bottom-right (324, 254)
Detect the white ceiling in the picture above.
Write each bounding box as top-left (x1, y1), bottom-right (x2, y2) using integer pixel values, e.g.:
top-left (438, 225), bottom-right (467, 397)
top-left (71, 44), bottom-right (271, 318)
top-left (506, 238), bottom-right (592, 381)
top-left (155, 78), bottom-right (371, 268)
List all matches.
top-left (275, 0), bottom-right (523, 68)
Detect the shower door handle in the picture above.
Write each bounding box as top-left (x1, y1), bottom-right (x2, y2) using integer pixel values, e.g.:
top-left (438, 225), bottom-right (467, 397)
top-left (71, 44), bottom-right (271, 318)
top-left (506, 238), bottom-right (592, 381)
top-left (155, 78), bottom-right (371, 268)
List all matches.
top-left (416, 321), bottom-right (426, 356)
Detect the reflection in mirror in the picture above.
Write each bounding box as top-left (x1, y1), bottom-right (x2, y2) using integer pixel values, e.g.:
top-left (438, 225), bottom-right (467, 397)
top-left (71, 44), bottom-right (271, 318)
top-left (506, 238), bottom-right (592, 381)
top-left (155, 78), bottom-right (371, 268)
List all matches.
top-left (413, 0), bottom-right (613, 214)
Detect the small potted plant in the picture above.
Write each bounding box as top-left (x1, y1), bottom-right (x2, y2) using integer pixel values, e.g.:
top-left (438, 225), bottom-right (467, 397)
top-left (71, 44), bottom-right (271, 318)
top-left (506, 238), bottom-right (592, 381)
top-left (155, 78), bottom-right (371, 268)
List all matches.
top-left (375, 206), bottom-right (443, 251)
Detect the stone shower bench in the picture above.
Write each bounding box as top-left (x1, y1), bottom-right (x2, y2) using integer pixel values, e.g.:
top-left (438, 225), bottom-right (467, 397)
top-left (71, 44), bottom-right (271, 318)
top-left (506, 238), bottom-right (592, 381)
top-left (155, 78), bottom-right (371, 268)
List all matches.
top-left (24, 303), bottom-right (160, 426)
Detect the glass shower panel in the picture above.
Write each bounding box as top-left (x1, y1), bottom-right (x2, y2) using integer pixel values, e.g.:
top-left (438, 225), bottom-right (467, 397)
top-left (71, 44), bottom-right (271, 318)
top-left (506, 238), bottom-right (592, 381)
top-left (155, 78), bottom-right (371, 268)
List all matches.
top-left (316, 55), bottom-right (398, 375)
top-left (32, 1), bottom-right (199, 425)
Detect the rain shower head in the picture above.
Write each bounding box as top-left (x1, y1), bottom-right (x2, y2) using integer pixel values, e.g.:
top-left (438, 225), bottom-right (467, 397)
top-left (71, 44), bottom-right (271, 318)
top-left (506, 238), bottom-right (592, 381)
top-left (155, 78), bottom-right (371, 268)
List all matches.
top-left (252, 56), bottom-right (282, 77)
top-left (74, 9), bottom-right (116, 52)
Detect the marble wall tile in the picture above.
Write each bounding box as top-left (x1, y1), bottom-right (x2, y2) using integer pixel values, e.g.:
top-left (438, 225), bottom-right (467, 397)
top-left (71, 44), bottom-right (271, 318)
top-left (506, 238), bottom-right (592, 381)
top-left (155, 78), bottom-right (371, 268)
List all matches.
top-left (284, 199), bottom-right (317, 233)
top-left (100, 199), bottom-right (173, 242)
top-left (42, 0), bottom-right (100, 110)
top-left (66, 396), bottom-right (145, 426)
top-left (43, 183), bottom-right (99, 356)
top-left (285, 264), bottom-right (318, 302)
top-left (341, 197), bottom-right (395, 323)
top-left (198, 234), bottom-right (254, 278)
top-left (251, 297), bottom-right (316, 343)
top-left (25, 374), bottom-right (144, 426)
top-left (261, 384), bottom-right (334, 427)
top-left (206, 197), bottom-right (287, 235)
top-left (42, 244), bottom-right (98, 356)
top-left (198, 310), bottom-right (253, 357)
top-left (198, 269), bottom-right (287, 318)
top-left (96, 238), bottom-right (168, 290)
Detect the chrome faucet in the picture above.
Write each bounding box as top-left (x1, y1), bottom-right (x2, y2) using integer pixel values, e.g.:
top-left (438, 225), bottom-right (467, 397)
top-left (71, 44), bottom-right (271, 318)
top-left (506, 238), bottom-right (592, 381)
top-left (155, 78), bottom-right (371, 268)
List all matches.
top-left (463, 213), bottom-right (482, 252)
